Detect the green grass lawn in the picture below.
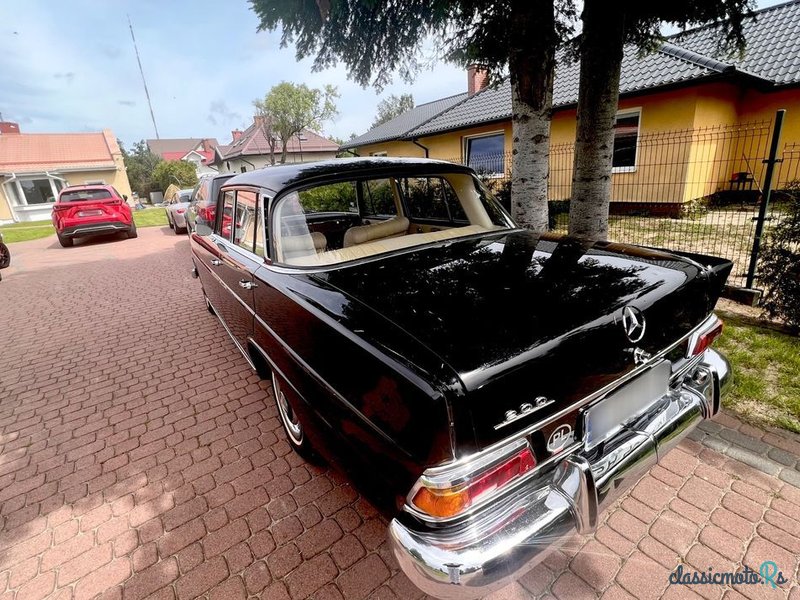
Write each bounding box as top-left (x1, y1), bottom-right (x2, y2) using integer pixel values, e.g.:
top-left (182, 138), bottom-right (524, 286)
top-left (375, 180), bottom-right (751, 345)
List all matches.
top-left (716, 314), bottom-right (800, 433)
top-left (0, 220), bottom-right (55, 243)
top-left (133, 207), bottom-right (169, 228)
top-left (0, 207), bottom-right (168, 243)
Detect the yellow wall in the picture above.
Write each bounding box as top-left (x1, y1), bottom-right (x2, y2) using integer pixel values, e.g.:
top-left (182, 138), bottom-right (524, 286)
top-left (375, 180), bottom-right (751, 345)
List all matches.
top-left (0, 188), bottom-right (12, 221)
top-left (350, 82), bottom-right (800, 203)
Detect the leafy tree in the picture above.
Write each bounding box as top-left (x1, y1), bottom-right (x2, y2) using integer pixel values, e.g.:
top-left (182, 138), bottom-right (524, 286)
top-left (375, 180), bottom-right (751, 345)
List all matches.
top-left (152, 160), bottom-right (198, 193)
top-left (249, 0), bottom-right (576, 233)
top-left (120, 139), bottom-right (162, 197)
top-left (569, 0), bottom-right (754, 239)
top-left (252, 99), bottom-right (280, 165)
top-left (254, 82), bottom-right (339, 164)
top-left (372, 94), bottom-right (414, 128)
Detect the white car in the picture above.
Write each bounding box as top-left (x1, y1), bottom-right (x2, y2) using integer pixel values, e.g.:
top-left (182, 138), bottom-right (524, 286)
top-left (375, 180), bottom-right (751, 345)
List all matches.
top-left (165, 189), bottom-right (193, 234)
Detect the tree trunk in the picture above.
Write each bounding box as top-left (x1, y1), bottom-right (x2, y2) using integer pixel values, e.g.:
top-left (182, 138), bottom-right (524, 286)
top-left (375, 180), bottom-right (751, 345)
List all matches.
top-left (508, 0), bottom-right (556, 233)
top-left (568, 0), bottom-right (626, 239)
top-left (280, 140), bottom-right (288, 164)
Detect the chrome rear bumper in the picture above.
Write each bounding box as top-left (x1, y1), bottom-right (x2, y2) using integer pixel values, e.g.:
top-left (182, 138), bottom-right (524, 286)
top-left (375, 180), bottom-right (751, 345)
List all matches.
top-left (389, 348), bottom-right (730, 600)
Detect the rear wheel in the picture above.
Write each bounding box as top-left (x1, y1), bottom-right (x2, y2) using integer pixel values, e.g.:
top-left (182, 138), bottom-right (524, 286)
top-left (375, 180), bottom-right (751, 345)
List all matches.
top-left (57, 233), bottom-right (73, 248)
top-left (272, 372), bottom-right (314, 458)
top-left (127, 222), bottom-right (138, 239)
top-left (174, 223), bottom-right (184, 235)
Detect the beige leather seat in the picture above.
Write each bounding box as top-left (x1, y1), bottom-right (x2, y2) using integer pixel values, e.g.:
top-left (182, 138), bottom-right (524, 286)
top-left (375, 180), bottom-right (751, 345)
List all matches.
top-left (293, 225), bottom-right (499, 266)
top-left (343, 216), bottom-right (410, 248)
top-left (279, 231), bottom-right (327, 261)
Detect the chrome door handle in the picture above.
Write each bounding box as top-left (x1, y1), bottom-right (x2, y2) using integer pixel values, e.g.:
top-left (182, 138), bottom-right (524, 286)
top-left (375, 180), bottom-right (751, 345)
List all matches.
top-left (238, 280), bottom-right (257, 290)
top-left (210, 259), bottom-right (222, 266)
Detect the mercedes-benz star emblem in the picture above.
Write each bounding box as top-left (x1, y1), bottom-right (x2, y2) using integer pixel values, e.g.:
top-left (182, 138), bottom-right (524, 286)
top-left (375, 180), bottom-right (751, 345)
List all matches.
top-left (622, 306), bottom-right (646, 343)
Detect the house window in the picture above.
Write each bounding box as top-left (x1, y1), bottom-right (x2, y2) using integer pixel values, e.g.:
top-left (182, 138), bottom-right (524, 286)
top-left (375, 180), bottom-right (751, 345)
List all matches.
top-left (7, 176), bottom-right (64, 206)
top-left (612, 110), bottom-right (640, 172)
top-left (370, 151), bottom-right (388, 157)
top-left (464, 132), bottom-right (505, 177)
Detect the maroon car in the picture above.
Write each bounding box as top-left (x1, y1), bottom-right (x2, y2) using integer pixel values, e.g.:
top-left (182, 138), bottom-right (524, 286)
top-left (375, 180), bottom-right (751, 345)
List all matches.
top-left (52, 185), bottom-right (137, 247)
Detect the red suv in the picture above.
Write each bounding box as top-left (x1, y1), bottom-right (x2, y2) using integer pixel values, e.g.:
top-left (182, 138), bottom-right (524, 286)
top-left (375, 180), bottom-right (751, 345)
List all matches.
top-left (52, 185), bottom-right (137, 247)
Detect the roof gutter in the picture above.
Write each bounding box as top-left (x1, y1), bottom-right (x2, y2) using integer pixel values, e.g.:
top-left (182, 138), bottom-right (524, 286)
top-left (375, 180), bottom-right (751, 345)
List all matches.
top-left (411, 139), bottom-right (429, 158)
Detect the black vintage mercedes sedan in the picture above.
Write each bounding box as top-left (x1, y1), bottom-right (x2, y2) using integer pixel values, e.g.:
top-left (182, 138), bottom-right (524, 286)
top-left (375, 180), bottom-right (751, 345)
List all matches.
top-left (189, 157), bottom-right (731, 599)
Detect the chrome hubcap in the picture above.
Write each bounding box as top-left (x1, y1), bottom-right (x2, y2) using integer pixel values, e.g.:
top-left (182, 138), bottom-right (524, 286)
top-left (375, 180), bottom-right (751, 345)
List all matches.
top-left (272, 374), bottom-right (303, 445)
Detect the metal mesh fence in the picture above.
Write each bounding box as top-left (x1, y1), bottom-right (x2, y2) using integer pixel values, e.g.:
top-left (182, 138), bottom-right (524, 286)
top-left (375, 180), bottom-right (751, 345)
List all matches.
top-left (445, 119), bottom-right (798, 288)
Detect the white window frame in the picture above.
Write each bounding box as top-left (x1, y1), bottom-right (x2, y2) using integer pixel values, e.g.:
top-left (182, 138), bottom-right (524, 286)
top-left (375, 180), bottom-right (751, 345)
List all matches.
top-left (6, 175), bottom-right (64, 206)
top-left (611, 108), bottom-right (641, 174)
top-left (463, 131), bottom-right (506, 178)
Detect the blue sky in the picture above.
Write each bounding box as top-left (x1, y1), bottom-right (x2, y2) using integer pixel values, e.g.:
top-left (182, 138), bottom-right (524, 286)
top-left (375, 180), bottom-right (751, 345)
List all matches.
top-left (0, 0), bottom-right (787, 148)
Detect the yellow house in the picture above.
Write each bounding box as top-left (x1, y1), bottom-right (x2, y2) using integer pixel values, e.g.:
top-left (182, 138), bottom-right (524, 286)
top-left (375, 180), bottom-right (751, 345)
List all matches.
top-left (0, 123), bottom-right (132, 223)
top-left (343, 1), bottom-right (800, 210)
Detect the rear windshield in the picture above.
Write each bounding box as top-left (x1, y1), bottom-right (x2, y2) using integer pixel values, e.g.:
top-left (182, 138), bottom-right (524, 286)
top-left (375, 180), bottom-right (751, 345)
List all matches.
top-left (60, 189), bottom-right (113, 202)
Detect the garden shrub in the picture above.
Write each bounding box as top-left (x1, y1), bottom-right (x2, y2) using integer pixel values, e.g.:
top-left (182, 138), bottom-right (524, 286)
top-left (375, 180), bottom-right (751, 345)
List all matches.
top-left (759, 181), bottom-right (800, 331)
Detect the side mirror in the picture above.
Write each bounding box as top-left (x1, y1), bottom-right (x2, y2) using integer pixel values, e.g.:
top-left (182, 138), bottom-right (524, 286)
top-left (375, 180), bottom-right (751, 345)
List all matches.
top-left (123, 195), bottom-right (128, 201)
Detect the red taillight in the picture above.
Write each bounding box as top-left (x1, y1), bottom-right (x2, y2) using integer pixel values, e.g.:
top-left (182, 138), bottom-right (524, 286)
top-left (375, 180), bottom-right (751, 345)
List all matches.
top-left (411, 446), bottom-right (537, 519)
top-left (176, 208), bottom-right (186, 214)
top-left (688, 317), bottom-right (724, 357)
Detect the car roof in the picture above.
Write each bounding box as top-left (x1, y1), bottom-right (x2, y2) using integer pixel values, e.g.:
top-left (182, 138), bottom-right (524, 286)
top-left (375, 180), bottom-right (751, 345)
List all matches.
top-left (60, 184), bottom-right (115, 192)
top-left (221, 157), bottom-right (473, 193)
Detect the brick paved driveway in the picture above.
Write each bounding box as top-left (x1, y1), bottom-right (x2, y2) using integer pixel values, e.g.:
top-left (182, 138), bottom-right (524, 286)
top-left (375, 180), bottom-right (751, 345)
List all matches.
top-left (1, 227), bottom-right (799, 600)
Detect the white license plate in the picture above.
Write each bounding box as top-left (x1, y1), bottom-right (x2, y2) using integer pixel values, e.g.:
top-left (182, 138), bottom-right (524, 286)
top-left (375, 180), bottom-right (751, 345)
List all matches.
top-left (78, 210), bottom-right (103, 217)
top-left (585, 360), bottom-right (670, 449)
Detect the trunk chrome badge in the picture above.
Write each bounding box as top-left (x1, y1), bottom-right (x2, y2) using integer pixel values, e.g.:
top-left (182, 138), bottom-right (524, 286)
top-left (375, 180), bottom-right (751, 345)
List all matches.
top-left (493, 396), bottom-right (555, 430)
top-left (622, 306), bottom-right (646, 343)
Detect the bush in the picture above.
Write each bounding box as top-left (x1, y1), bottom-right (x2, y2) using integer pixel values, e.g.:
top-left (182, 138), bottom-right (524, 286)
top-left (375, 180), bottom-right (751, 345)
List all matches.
top-left (759, 182), bottom-right (800, 331)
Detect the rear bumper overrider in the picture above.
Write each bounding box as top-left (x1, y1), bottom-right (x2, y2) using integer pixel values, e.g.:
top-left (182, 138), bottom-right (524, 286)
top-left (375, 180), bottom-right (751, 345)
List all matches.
top-left (389, 348), bottom-right (731, 600)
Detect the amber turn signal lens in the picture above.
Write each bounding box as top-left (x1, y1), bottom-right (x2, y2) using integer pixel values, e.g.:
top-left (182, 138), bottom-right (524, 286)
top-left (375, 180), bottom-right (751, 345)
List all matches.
top-left (411, 447), bottom-right (537, 519)
top-left (411, 486), bottom-right (470, 519)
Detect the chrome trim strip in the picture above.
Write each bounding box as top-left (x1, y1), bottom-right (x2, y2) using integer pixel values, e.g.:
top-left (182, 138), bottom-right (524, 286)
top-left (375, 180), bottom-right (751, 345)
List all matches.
top-left (252, 313), bottom-right (409, 455)
top-left (206, 298), bottom-right (256, 371)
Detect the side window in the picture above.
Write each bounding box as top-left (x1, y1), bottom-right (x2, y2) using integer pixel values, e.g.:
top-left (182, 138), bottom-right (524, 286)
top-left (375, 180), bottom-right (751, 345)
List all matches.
top-left (362, 179), bottom-right (397, 217)
top-left (234, 191), bottom-right (257, 253)
top-left (217, 190), bottom-right (235, 240)
top-left (297, 181), bottom-right (358, 214)
top-left (401, 177), bottom-right (467, 223)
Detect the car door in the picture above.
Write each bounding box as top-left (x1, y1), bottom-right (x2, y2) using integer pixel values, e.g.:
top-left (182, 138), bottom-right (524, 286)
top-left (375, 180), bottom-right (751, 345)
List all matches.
top-left (213, 188), bottom-right (262, 352)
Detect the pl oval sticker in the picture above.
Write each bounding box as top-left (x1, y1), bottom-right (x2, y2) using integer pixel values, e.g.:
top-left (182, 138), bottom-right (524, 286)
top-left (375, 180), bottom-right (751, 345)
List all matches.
top-left (547, 424), bottom-right (574, 453)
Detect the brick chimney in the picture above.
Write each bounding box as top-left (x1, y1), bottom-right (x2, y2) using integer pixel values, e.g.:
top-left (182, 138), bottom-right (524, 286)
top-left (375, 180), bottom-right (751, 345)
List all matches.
top-left (0, 121), bottom-right (20, 135)
top-left (467, 65), bottom-right (489, 96)
top-left (231, 129), bottom-right (243, 142)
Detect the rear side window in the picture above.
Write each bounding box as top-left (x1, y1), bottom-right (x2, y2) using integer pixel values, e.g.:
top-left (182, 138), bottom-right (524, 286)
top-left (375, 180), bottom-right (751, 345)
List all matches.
top-left (297, 181), bottom-right (358, 214)
top-left (400, 177), bottom-right (467, 223)
top-left (362, 179), bottom-right (397, 217)
top-left (60, 189), bottom-right (113, 202)
top-left (233, 191), bottom-right (258, 253)
top-left (217, 191), bottom-right (235, 241)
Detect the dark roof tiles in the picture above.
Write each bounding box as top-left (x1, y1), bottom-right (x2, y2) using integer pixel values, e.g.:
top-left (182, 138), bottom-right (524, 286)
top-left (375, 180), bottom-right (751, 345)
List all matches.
top-left (350, 1), bottom-right (800, 143)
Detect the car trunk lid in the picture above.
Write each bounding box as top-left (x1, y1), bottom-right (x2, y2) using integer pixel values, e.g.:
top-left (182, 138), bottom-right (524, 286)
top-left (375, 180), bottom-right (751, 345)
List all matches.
top-left (313, 230), bottom-right (731, 453)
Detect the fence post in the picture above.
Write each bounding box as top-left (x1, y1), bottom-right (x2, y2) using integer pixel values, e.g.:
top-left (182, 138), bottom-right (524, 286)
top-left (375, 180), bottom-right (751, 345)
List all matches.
top-left (745, 109), bottom-right (785, 290)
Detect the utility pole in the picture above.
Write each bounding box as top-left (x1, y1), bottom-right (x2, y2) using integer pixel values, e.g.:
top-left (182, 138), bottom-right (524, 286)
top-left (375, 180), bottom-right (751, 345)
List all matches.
top-left (128, 14), bottom-right (160, 139)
